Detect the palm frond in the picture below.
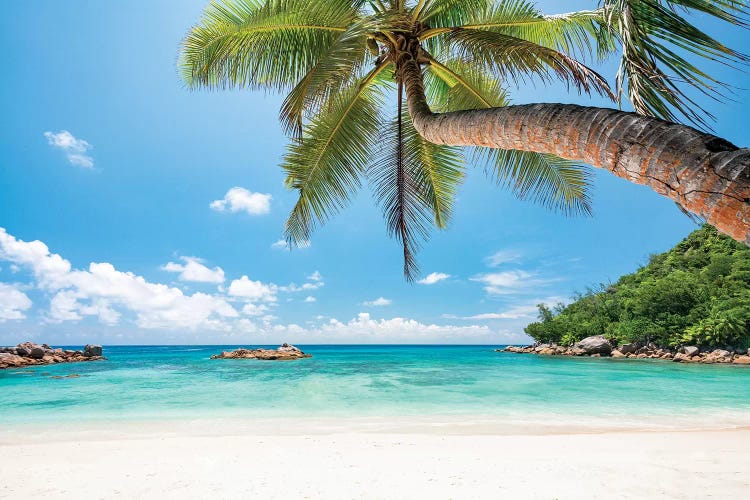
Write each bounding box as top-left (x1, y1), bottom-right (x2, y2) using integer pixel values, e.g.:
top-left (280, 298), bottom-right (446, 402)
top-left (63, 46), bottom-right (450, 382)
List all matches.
top-left (283, 63), bottom-right (390, 246)
top-left (418, 0), bottom-right (492, 27)
top-left (424, 56), bottom-right (509, 111)
top-left (447, 29), bottom-right (615, 99)
top-left (370, 96), bottom-right (465, 281)
top-left (602, 0), bottom-right (749, 127)
top-left (475, 148), bottom-right (594, 216)
top-left (457, 0), bottom-right (605, 58)
top-left (179, 0), bottom-right (358, 91)
top-left (279, 17), bottom-right (373, 136)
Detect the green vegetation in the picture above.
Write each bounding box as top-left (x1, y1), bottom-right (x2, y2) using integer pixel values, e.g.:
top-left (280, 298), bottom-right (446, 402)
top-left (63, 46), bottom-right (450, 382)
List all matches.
top-left (525, 226), bottom-right (750, 349)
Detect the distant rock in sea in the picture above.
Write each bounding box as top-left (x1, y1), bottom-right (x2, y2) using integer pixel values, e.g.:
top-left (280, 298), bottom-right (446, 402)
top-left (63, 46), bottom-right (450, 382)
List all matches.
top-left (0, 342), bottom-right (105, 370)
top-left (211, 343), bottom-right (311, 361)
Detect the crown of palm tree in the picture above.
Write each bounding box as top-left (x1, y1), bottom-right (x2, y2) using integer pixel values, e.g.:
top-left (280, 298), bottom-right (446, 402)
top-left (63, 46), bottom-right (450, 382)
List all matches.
top-left (180, 0), bottom-right (748, 280)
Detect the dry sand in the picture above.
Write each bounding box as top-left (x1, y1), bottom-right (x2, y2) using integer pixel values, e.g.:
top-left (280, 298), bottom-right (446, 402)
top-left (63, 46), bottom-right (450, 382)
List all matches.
top-left (1, 420), bottom-right (748, 499)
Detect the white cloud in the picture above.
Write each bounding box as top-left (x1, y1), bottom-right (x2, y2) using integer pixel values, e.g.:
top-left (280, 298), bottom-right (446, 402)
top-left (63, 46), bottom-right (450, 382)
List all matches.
top-left (471, 271), bottom-right (533, 295)
top-left (279, 273), bottom-right (325, 293)
top-left (0, 283), bottom-right (32, 321)
top-left (486, 249), bottom-right (523, 267)
top-left (0, 227), bottom-right (534, 344)
top-left (362, 297), bottom-right (392, 307)
top-left (44, 130), bottom-right (94, 168)
top-left (461, 304), bottom-right (539, 320)
top-left (162, 256), bottom-right (225, 284)
top-left (227, 275), bottom-right (277, 302)
top-left (417, 272), bottom-right (450, 285)
top-left (270, 313), bottom-right (510, 344)
top-left (0, 228), bottom-right (238, 329)
top-left (307, 271), bottom-right (323, 282)
top-left (241, 303), bottom-right (270, 317)
top-left (304, 296), bottom-right (316, 303)
top-left (453, 296), bottom-right (567, 322)
top-left (210, 187), bottom-right (271, 216)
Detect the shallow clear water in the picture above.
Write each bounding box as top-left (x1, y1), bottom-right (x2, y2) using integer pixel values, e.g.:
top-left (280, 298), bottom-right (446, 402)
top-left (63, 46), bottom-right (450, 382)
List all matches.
top-left (2, 345), bottom-right (749, 427)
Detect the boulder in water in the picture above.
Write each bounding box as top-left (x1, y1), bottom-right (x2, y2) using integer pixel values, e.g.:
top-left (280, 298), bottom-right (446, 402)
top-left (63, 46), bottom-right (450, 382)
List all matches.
top-left (84, 345), bottom-right (103, 357)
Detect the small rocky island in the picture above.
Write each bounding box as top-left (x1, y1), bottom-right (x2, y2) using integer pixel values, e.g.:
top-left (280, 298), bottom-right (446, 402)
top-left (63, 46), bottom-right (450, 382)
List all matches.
top-left (211, 343), bottom-right (311, 361)
top-left (0, 342), bottom-right (104, 369)
top-left (501, 335), bottom-right (750, 365)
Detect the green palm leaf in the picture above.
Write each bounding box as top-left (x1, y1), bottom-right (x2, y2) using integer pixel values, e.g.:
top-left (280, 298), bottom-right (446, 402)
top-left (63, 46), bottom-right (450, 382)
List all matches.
top-left (448, 28), bottom-right (615, 98)
top-left (283, 63), bottom-right (390, 246)
top-left (370, 102), bottom-right (465, 280)
top-left (279, 17), bottom-right (373, 136)
top-left (424, 56), bottom-right (509, 111)
top-left (418, 0), bottom-right (492, 27)
top-left (601, 0), bottom-right (749, 127)
top-left (460, 0), bottom-right (605, 57)
top-left (180, 0), bottom-right (357, 91)
top-left (477, 149), bottom-right (594, 216)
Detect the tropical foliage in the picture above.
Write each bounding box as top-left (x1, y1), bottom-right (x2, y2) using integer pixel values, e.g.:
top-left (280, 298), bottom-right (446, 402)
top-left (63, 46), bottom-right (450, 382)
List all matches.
top-left (525, 225), bottom-right (750, 349)
top-left (180, 1), bottom-right (748, 280)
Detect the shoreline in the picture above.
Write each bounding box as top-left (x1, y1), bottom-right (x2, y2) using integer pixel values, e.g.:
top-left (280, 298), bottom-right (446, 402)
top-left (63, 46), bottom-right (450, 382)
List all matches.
top-left (502, 338), bottom-right (750, 365)
top-left (4, 412), bottom-right (750, 444)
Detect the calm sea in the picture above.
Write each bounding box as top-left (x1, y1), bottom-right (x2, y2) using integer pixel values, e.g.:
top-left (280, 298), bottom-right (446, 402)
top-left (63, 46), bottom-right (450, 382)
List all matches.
top-left (2, 345), bottom-right (749, 428)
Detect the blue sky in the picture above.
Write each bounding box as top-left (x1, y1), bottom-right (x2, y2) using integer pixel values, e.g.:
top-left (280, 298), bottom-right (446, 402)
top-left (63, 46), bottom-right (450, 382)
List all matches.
top-left (0, 1), bottom-right (748, 345)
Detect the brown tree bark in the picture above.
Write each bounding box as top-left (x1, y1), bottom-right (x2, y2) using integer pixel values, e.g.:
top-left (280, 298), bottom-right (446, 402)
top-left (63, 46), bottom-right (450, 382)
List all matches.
top-left (398, 54), bottom-right (750, 245)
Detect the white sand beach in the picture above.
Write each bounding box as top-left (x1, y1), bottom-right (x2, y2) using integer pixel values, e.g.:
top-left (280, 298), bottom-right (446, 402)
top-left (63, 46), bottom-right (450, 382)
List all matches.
top-left (1, 420), bottom-right (748, 499)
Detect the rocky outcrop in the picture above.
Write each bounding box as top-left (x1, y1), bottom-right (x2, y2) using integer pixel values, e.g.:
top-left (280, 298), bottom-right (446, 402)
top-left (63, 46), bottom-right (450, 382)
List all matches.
top-left (0, 342), bottom-right (105, 370)
top-left (499, 341), bottom-right (750, 365)
top-left (573, 336), bottom-right (612, 355)
top-left (211, 343), bottom-right (311, 361)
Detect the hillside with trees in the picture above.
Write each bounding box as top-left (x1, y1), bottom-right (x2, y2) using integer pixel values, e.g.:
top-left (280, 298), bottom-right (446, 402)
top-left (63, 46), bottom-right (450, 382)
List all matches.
top-left (525, 226), bottom-right (750, 350)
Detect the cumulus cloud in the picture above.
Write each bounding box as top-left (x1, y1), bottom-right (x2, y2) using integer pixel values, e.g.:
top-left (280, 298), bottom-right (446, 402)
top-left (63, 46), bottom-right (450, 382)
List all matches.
top-left (362, 297), bottom-right (392, 307)
top-left (210, 187), bottom-right (271, 216)
top-left (162, 256), bottom-right (225, 284)
top-left (304, 296), bottom-right (316, 303)
top-left (227, 276), bottom-right (277, 302)
top-left (271, 313), bottom-right (508, 344)
top-left (0, 228), bottom-right (237, 329)
top-left (417, 272), bottom-right (450, 285)
top-left (0, 283), bottom-right (32, 321)
top-left (44, 130), bottom-right (94, 168)
top-left (0, 227), bottom-right (530, 344)
top-left (241, 303), bottom-right (270, 316)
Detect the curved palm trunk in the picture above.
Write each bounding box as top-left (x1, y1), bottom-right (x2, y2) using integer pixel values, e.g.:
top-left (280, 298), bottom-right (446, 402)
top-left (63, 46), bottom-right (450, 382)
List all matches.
top-left (399, 56), bottom-right (750, 245)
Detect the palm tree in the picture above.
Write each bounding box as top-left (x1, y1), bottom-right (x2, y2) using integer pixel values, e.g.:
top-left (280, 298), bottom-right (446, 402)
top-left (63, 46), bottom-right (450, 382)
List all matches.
top-left (180, 0), bottom-right (750, 280)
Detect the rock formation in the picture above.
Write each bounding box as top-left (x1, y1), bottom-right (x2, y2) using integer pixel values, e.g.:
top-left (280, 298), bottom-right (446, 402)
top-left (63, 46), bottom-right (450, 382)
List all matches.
top-left (0, 342), bottom-right (105, 369)
top-left (211, 343), bottom-right (311, 361)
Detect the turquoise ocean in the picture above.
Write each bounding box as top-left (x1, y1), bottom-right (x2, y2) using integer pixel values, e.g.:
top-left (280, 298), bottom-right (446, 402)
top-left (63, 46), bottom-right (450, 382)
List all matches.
top-left (2, 345), bottom-right (750, 429)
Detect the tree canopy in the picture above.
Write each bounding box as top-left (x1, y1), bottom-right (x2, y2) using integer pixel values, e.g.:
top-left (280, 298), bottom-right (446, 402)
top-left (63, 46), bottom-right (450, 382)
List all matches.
top-left (525, 225), bottom-right (750, 349)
